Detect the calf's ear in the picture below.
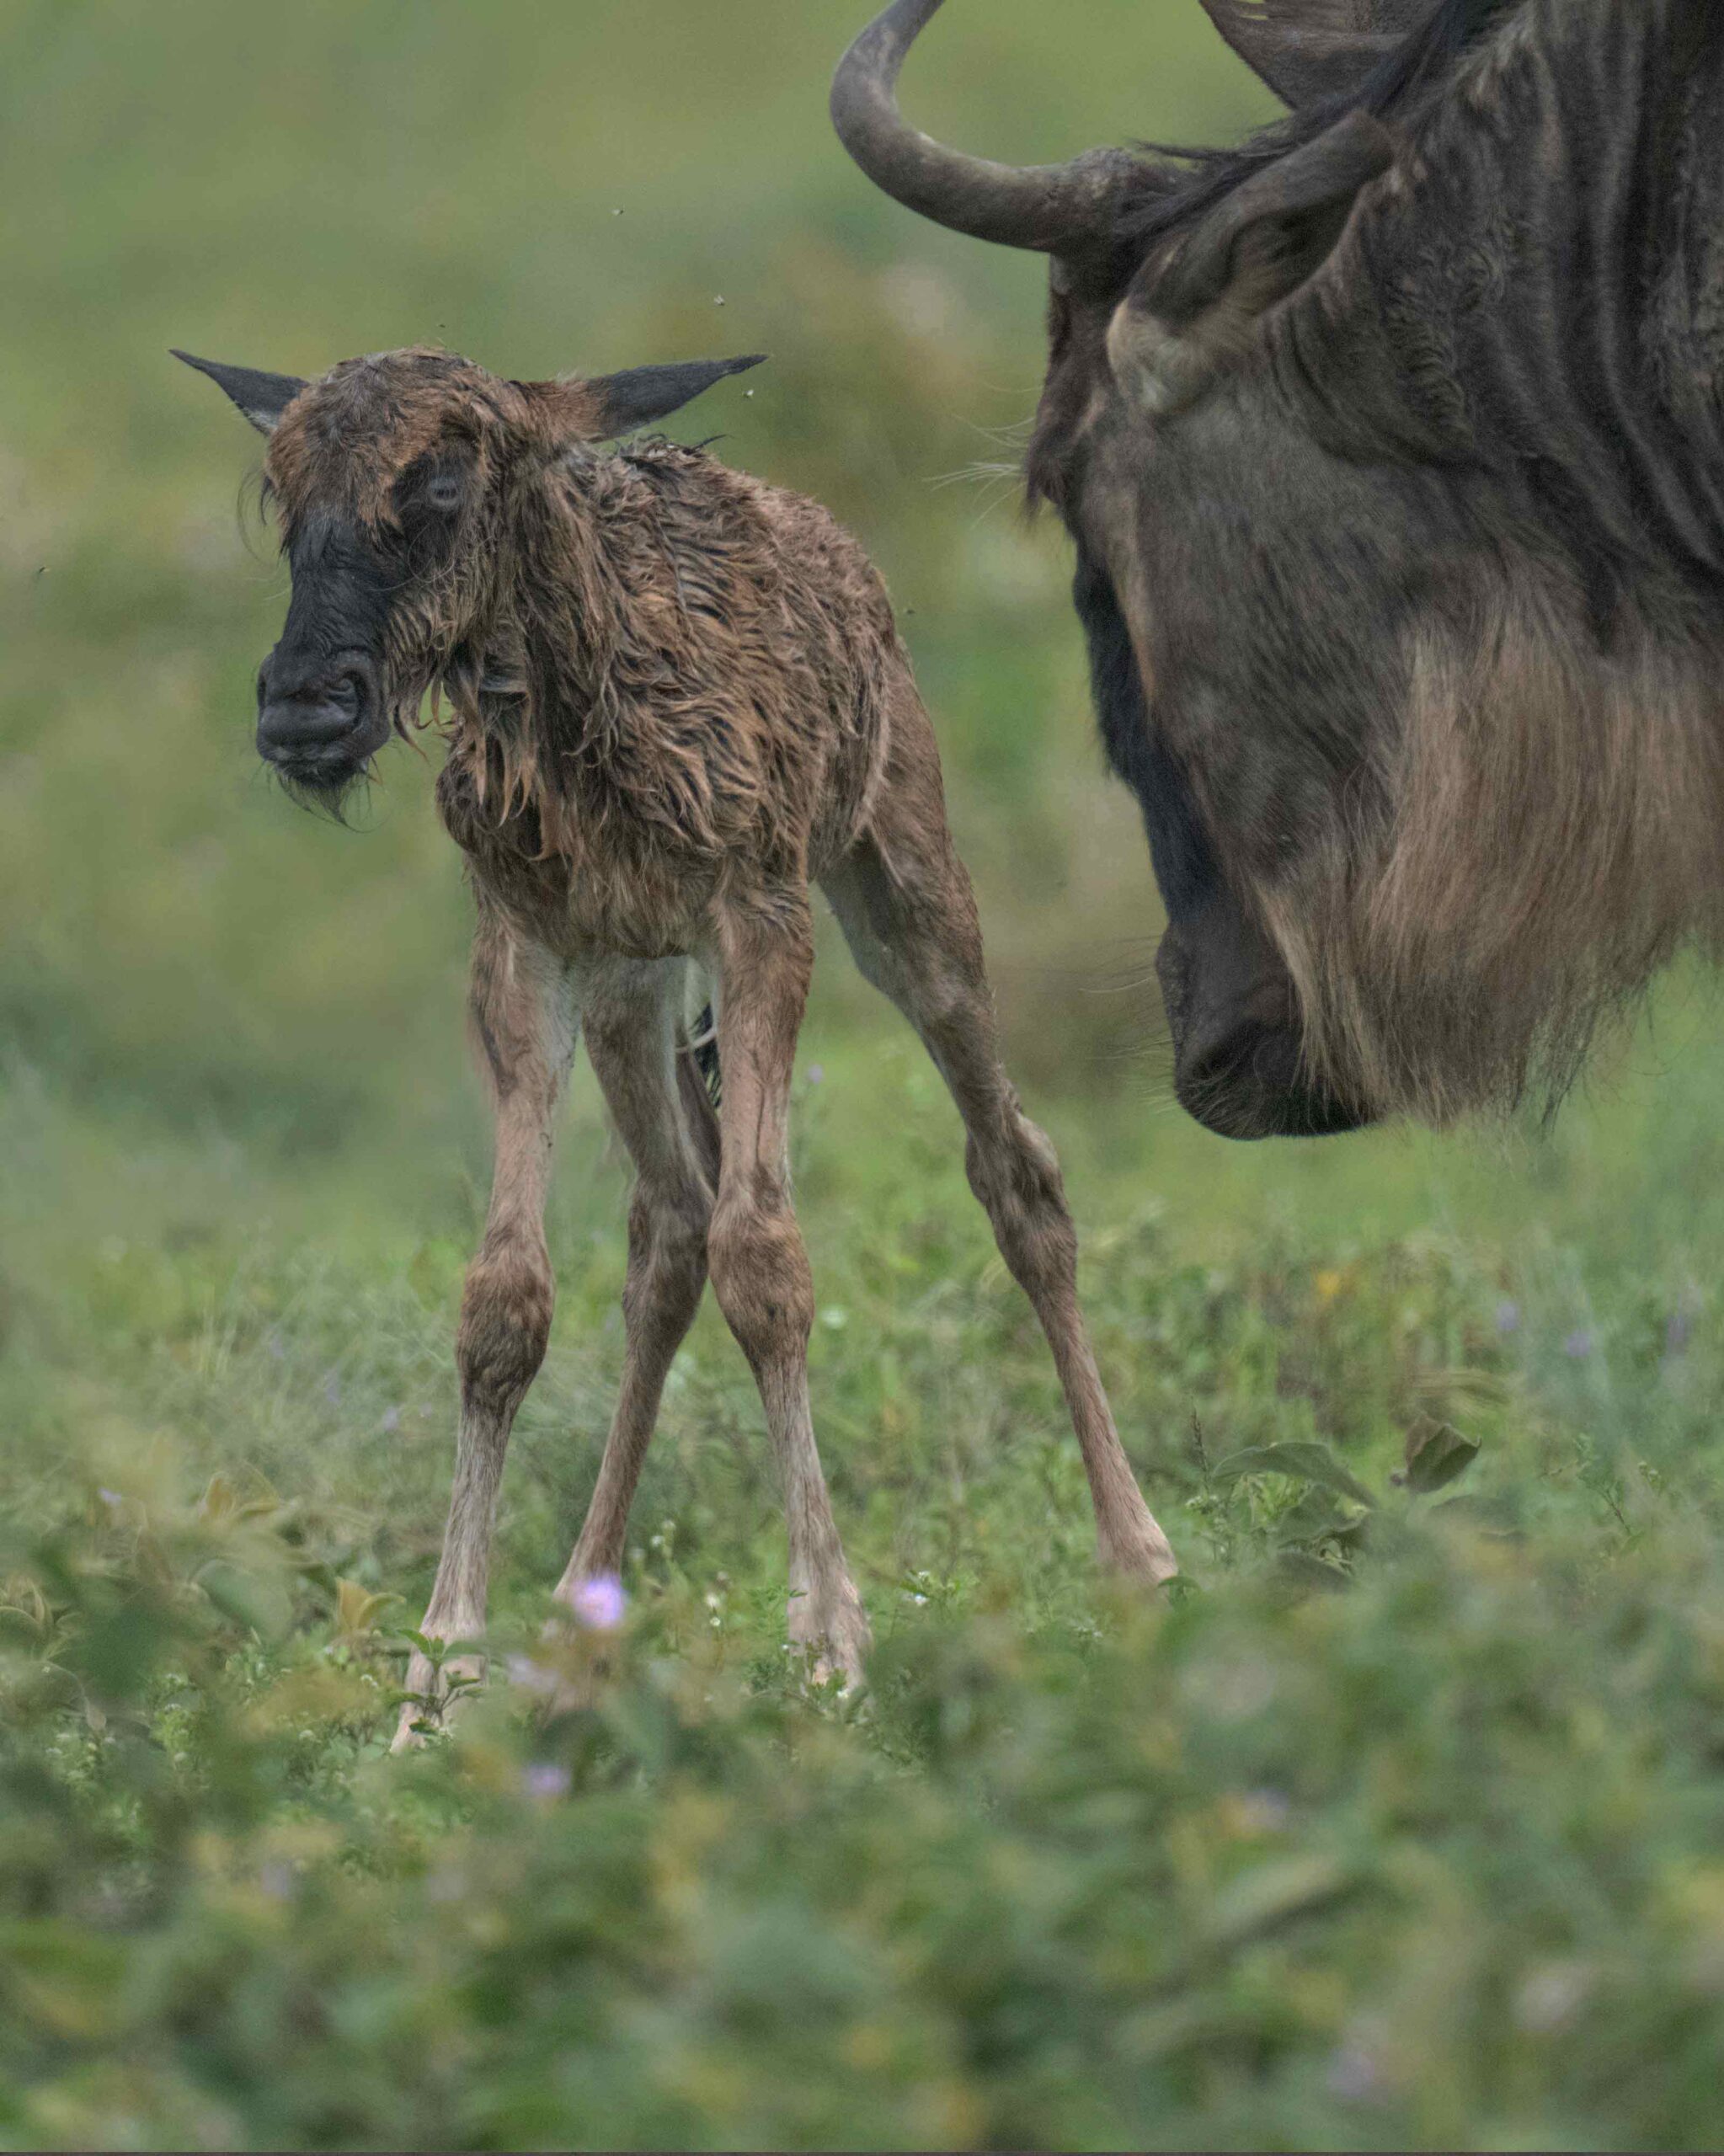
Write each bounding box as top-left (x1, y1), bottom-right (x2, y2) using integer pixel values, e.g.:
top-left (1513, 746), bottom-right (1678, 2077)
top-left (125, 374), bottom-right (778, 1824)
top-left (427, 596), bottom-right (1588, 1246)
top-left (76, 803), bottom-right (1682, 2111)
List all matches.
top-left (172, 351), bottom-right (308, 435)
top-left (578, 354), bottom-right (767, 437)
top-left (1109, 111), bottom-right (1393, 414)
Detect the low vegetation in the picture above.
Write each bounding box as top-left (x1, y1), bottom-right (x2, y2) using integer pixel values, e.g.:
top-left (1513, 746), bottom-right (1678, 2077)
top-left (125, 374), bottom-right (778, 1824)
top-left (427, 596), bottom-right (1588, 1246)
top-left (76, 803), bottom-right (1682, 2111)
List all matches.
top-left (8, 1036), bottom-right (1724, 2150)
top-left (8, 3), bottom-right (1724, 2146)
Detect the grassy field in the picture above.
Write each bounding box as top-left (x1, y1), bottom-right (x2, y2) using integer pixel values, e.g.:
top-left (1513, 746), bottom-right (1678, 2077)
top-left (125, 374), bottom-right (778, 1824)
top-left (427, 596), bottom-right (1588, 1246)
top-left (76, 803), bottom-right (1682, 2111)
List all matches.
top-left (8, 2), bottom-right (1724, 2148)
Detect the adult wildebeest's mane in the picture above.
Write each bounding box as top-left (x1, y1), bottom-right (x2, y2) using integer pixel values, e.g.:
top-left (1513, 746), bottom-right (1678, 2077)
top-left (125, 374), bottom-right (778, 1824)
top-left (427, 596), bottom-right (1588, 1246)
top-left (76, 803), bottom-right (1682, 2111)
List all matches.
top-left (835, 0), bottom-right (1724, 1132)
top-left (1116, 0), bottom-right (1520, 251)
top-left (1122, 0), bottom-right (1724, 1125)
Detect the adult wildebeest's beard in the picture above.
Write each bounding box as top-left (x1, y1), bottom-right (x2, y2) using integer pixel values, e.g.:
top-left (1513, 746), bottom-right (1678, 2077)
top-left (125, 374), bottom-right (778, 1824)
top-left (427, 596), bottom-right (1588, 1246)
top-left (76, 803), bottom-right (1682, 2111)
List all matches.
top-left (1264, 602), bottom-right (1724, 1129)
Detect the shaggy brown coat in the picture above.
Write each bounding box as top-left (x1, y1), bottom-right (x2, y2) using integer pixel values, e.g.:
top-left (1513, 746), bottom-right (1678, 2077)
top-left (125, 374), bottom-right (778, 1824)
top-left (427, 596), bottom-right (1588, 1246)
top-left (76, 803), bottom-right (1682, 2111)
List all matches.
top-left (186, 344), bottom-right (1176, 1745)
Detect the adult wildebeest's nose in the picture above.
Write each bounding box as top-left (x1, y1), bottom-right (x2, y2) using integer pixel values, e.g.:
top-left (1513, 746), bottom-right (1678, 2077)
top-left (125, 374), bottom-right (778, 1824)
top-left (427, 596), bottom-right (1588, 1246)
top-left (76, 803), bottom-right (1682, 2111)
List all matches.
top-left (256, 649), bottom-right (383, 772)
top-left (1160, 899), bottom-right (1373, 1141)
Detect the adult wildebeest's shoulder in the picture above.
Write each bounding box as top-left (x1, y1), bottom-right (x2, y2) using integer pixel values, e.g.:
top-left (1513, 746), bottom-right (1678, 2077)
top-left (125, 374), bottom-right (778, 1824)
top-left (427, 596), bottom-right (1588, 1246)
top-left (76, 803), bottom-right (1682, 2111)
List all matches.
top-left (835, 0), bottom-right (1724, 1134)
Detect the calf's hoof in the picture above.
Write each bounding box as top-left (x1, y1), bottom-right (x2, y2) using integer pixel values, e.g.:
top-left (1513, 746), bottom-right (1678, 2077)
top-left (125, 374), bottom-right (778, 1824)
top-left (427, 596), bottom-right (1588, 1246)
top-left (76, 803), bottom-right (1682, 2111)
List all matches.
top-left (390, 1648), bottom-right (485, 1753)
top-left (1100, 1508), bottom-right (1179, 1588)
top-left (789, 1582), bottom-right (872, 1692)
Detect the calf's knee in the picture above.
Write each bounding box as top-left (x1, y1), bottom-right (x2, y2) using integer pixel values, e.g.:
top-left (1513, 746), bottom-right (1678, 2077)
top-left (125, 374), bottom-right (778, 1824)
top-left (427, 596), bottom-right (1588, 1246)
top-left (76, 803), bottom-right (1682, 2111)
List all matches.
top-left (707, 1191), bottom-right (814, 1369)
top-left (457, 1235), bottom-right (554, 1412)
top-left (623, 1184), bottom-right (711, 1337)
top-left (967, 1118), bottom-right (1079, 1294)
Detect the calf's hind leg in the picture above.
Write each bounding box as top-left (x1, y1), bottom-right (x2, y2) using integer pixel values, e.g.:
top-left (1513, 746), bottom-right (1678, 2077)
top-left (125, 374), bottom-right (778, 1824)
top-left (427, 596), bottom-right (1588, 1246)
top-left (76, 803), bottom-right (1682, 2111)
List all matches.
top-left (706, 903), bottom-right (871, 1684)
top-left (823, 704), bottom-right (1177, 1585)
top-left (394, 914), bottom-right (578, 1752)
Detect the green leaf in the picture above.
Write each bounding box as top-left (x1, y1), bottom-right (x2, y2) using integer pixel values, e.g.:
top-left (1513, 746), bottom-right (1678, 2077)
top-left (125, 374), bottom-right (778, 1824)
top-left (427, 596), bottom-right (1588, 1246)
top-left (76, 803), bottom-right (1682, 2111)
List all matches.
top-left (1404, 1418), bottom-right (1481, 1495)
top-left (334, 1578), bottom-right (399, 1640)
top-left (1207, 1854), bottom-right (1356, 1945)
top-left (1211, 1442), bottom-right (1375, 1509)
top-left (199, 1470), bottom-right (282, 1524)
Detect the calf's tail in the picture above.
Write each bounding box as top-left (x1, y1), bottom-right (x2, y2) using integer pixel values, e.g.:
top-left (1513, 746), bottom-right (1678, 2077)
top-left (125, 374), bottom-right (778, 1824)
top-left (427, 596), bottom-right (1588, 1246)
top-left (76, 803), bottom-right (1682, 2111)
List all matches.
top-left (675, 1002), bottom-right (723, 1187)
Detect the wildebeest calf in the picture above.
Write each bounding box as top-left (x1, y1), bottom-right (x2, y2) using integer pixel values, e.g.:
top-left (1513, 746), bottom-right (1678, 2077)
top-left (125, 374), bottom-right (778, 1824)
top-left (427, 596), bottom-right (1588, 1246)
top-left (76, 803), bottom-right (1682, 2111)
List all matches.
top-left (179, 344), bottom-right (1176, 1746)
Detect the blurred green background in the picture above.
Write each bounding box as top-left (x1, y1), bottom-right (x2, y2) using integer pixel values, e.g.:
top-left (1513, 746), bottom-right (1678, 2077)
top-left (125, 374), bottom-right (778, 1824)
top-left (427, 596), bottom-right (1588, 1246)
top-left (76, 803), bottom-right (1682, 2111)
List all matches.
top-left (2, 0), bottom-right (1273, 1159)
top-left (8, 3), bottom-right (1724, 2150)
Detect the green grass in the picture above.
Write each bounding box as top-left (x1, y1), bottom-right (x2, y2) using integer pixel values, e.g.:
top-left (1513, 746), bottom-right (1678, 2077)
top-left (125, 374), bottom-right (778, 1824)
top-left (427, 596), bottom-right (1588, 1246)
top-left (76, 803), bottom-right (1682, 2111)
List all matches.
top-left (8, 2), bottom-right (1724, 2148)
top-left (12, 1022), bottom-right (1724, 2152)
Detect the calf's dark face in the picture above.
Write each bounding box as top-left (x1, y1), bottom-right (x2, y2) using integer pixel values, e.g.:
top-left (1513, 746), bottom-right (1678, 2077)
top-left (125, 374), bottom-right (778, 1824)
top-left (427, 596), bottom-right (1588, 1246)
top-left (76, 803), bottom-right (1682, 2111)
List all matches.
top-left (178, 344), bottom-right (766, 808)
top-left (254, 513), bottom-right (398, 797)
top-left (173, 348), bottom-right (520, 808)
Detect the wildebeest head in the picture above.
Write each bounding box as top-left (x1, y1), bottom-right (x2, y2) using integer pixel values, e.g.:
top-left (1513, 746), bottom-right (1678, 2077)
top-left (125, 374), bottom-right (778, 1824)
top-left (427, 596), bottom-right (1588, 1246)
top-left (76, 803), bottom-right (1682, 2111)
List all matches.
top-left (835, 0), bottom-right (1724, 1135)
top-left (175, 345), bottom-right (765, 808)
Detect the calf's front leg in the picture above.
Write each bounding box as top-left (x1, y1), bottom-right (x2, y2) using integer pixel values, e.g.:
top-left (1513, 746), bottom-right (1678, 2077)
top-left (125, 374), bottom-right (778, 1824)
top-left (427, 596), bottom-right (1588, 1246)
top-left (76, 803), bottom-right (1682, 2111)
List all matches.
top-left (393, 916), bottom-right (578, 1752)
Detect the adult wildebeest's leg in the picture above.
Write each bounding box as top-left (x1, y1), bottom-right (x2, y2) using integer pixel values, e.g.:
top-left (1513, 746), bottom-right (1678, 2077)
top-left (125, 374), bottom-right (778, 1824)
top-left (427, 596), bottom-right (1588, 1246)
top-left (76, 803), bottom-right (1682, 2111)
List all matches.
top-left (706, 902), bottom-right (872, 1684)
top-left (823, 696), bottom-right (1177, 1585)
top-left (552, 958), bottom-right (716, 1602)
top-left (393, 910), bottom-right (578, 1751)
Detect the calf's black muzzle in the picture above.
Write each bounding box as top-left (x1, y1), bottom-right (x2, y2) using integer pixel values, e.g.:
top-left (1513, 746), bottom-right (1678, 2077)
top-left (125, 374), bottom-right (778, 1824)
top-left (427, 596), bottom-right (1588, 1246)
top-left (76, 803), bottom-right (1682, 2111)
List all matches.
top-left (255, 648), bottom-right (389, 785)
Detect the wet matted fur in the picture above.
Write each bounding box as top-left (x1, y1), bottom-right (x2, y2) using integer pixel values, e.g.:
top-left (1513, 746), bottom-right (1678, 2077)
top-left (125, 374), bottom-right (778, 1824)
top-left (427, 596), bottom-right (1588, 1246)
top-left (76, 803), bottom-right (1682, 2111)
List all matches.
top-left (183, 343), bottom-right (1177, 1748)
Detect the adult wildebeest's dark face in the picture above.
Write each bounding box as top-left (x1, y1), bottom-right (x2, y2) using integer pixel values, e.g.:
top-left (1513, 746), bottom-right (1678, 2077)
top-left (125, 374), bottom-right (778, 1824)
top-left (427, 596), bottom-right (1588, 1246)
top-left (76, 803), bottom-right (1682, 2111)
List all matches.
top-left (834, 0), bottom-right (1724, 1137)
top-left (175, 346), bottom-right (765, 808)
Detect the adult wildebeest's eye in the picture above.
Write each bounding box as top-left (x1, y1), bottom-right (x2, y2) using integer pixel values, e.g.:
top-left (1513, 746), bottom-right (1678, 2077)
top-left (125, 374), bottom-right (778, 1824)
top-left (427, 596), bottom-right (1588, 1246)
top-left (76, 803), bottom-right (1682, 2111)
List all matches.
top-left (424, 472), bottom-right (464, 515)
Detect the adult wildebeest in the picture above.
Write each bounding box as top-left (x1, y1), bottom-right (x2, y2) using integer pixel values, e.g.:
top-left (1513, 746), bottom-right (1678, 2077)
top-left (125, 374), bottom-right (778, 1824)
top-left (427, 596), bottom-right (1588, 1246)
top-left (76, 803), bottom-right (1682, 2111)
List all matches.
top-left (178, 344), bottom-right (1176, 1745)
top-left (834, 0), bottom-right (1724, 1138)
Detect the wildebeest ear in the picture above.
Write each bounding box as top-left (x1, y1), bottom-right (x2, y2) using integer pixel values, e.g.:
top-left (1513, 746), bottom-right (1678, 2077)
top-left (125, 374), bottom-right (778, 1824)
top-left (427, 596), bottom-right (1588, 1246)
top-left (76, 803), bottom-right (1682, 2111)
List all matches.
top-left (579, 355), bottom-right (767, 437)
top-left (1198, 0), bottom-right (1428, 109)
top-left (1109, 110), bottom-right (1394, 414)
top-left (173, 350), bottom-right (308, 435)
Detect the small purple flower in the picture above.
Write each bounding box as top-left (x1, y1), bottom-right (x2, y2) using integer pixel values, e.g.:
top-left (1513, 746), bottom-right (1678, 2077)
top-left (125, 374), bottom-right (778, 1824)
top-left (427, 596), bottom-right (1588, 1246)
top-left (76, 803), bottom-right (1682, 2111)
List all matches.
top-left (258, 1860), bottom-right (296, 1902)
top-left (323, 1371), bottom-right (342, 1407)
top-left (98, 1488), bottom-right (123, 1509)
top-left (1666, 1310), bottom-right (1695, 1358)
top-left (381, 1406), bottom-right (402, 1433)
top-left (265, 1329), bottom-right (287, 1362)
top-left (567, 1574), bottom-right (627, 1631)
top-left (521, 1762), bottom-right (571, 1801)
top-left (1564, 1329), bottom-right (1593, 1361)
top-left (1495, 1300), bottom-right (1521, 1337)
top-left (806, 1064), bottom-right (825, 1086)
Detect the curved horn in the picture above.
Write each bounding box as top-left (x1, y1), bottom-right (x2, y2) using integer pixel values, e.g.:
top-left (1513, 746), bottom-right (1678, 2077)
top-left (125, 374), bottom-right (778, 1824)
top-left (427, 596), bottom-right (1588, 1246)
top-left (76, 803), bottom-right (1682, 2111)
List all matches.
top-left (1200, 0), bottom-right (1434, 109)
top-left (831, 0), bottom-right (1140, 254)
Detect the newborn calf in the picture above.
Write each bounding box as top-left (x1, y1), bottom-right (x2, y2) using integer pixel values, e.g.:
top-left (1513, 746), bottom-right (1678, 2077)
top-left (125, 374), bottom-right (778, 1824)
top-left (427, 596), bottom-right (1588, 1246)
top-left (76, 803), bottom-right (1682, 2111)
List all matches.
top-left (179, 344), bottom-right (1177, 1744)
